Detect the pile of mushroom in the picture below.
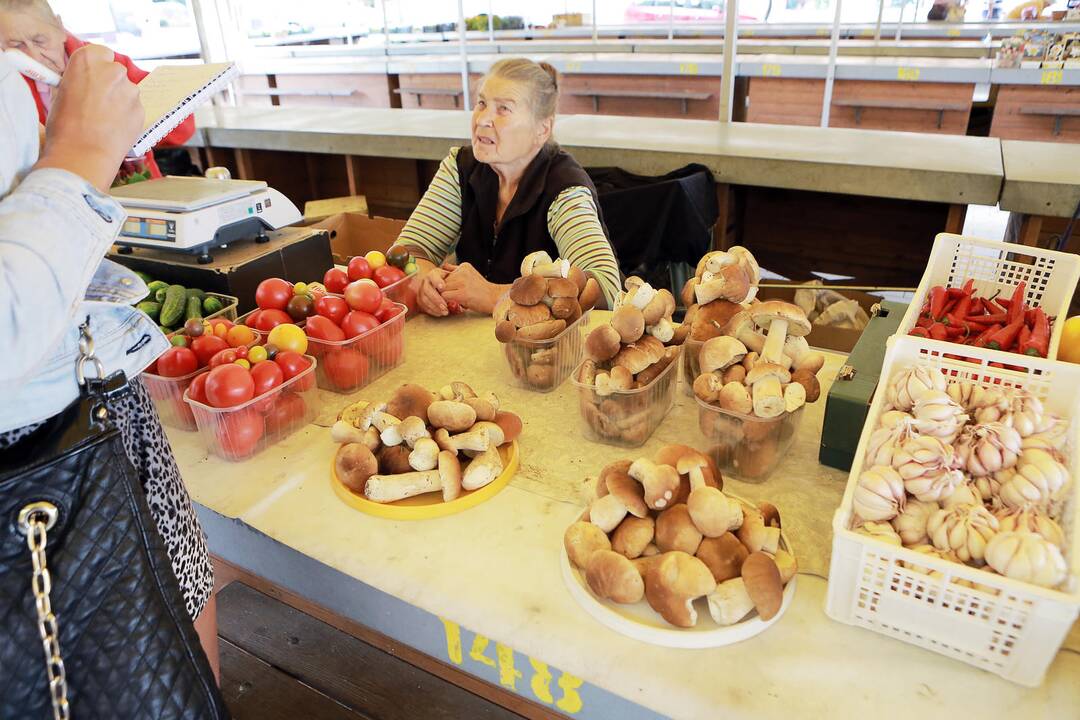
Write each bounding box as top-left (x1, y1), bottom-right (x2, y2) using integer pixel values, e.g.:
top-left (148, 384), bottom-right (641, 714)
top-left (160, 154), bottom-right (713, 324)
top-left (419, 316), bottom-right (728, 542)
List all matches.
top-left (563, 445), bottom-right (796, 629)
top-left (495, 251), bottom-right (603, 390)
top-left (332, 382), bottom-right (524, 504)
top-left (850, 366), bottom-right (1071, 590)
top-left (574, 277), bottom-right (683, 444)
top-left (680, 246), bottom-right (761, 350)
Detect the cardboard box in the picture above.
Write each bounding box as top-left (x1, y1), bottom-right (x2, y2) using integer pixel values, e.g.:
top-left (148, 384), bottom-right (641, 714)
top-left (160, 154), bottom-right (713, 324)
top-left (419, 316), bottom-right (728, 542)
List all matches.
top-left (108, 227), bottom-right (332, 313)
top-left (755, 282), bottom-right (885, 354)
top-left (303, 196), bottom-right (369, 224)
top-left (309, 211), bottom-right (407, 264)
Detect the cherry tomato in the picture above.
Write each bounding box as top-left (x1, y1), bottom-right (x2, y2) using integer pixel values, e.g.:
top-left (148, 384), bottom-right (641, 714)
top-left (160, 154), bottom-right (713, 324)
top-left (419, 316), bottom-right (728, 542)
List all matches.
top-left (341, 311), bottom-right (379, 339)
top-left (344, 280), bottom-right (382, 314)
top-left (205, 364), bottom-right (255, 408)
top-left (315, 295), bottom-right (349, 326)
top-left (216, 410), bottom-right (264, 461)
top-left (347, 256), bottom-right (372, 282)
top-left (244, 310), bottom-right (263, 328)
top-left (183, 318), bottom-right (204, 337)
top-left (208, 348), bottom-right (240, 368)
top-left (286, 295), bottom-right (316, 322)
top-left (254, 308), bottom-right (293, 332)
top-left (235, 345), bottom-right (249, 359)
top-left (255, 278), bottom-right (294, 311)
top-left (323, 348), bottom-right (369, 391)
top-left (373, 265), bottom-right (406, 288)
top-left (155, 347), bottom-right (198, 378)
top-left (305, 315), bottom-right (346, 342)
top-left (373, 298), bottom-right (401, 324)
top-left (264, 392), bottom-right (307, 437)
top-left (447, 300), bottom-right (464, 315)
top-left (386, 245), bottom-right (410, 269)
top-left (226, 325), bottom-right (257, 348)
top-left (190, 335), bottom-right (230, 368)
top-left (187, 371), bottom-right (210, 405)
top-left (365, 250), bottom-right (386, 270)
top-left (248, 345), bottom-right (268, 364)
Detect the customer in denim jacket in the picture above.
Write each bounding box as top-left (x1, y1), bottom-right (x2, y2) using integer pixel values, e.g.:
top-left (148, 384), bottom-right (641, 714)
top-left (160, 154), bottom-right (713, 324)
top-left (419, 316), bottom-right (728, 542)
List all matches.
top-left (0, 46), bottom-right (219, 677)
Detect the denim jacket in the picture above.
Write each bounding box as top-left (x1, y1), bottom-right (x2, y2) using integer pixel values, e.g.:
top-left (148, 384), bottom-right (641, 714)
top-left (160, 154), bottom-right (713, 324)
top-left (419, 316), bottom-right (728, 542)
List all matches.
top-left (0, 55), bottom-right (168, 434)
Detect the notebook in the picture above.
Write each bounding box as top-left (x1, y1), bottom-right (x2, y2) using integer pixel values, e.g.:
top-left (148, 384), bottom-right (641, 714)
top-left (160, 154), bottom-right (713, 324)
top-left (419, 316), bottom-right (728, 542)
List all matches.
top-left (130, 62), bottom-right (238, 156)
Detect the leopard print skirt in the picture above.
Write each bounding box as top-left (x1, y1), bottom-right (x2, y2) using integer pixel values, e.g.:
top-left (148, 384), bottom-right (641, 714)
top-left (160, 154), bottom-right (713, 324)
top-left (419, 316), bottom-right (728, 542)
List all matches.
top-left (0, 379), bottom-right (214, 621)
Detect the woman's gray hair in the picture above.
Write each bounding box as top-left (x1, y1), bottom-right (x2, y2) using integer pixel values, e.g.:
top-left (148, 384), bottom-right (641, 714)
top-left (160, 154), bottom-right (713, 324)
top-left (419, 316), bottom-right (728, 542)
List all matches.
top-left (484, 58), bottom-right (560, 121)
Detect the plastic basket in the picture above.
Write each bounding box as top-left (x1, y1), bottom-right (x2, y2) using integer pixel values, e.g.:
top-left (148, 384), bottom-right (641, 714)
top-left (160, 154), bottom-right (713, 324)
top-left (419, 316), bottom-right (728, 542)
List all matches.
top-left (696, 398), bottom-right (804, 483)
top-left (898, 233), bottom-right (1080, 361)
top-left (142, 367), bottom-right (206, 431)
top-left (381, 274), bottom-right (418, 317)
top-left (681, 338), bottom-right (703, 397)
top-left (502, 311), bottom-right (590, 392)
top-left (825, 335), bottom-right (1080, 686)
top-left (305, 302), bottom-right (407, 393)
top-left (571, 347), bottom-right (681, 447)
top-left (184, 355), bottom-right (318, 462)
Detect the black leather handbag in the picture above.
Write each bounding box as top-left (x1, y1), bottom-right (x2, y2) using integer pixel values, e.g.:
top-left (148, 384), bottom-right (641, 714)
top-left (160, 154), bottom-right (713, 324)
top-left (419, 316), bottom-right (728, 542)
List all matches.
top-left (0, 320), bottom-right (227, 720)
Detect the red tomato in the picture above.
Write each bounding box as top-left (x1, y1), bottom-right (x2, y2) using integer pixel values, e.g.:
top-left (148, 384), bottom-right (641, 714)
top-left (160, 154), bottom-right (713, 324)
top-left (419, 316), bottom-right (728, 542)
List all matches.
top-left (373, 265), bottom-right (406, 288)
top-left (250, 360), bottom-right (284, 396)
top-left (323, 348), bottom-right (369, 391)
top-left (187, 371), bottom-right (210, 405)
top-left (216, 410), bottom-right (264, 461)
top-left (347, 256), bottom-right (372, 282)
top-left (343, 280), bottom-right (382, 314)
top-left (243, 310), bottom-right (262, 328)
top-left (373, 298), bottom-right (402, 324)
top-left (205, 364), bottom-right (255, 408)
top-left (274, 351), bottom-right (311, 381)
top-left (255, 278), bottom-right (294, 311)
top-left (254, 308), bottom-right (293, 332)
top-left (315, 295), bottom-right (349, 326)
top-left (305, 315), bottom-right (347, 342)
top-left (190, 335), bottom-right (230, 368)
top-left (208, 348), bottom-right (241, 368)
top-left (323, 268), bottom-right (349, 294)
top-left (264, 392), bottom-right (308, 437)
top-left (155, 347), bottom-right (198, 378)
top-left (341, 311), bottom-right (379, 339)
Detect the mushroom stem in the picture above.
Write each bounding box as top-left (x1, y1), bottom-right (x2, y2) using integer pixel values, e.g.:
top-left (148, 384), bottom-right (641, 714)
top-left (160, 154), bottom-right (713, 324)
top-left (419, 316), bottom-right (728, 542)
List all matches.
top-left (752, 376), bottom-right (784, 418)
top-left (761, 317), bottom-right (790, 365)
top-left (365, 471), bottom-right (441, 503)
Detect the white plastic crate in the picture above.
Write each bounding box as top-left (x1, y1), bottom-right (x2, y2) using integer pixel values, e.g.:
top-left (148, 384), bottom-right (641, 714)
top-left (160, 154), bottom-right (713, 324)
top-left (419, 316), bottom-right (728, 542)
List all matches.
top-left (899, 233), bottom-right (1080, 361)
top-left (826, 334), bottom-right (1080, 686)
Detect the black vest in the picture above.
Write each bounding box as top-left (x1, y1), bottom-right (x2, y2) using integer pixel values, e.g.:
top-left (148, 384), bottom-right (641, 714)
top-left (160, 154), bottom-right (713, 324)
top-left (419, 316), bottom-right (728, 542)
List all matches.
top-left (456, 143), bottom-right (610, 284)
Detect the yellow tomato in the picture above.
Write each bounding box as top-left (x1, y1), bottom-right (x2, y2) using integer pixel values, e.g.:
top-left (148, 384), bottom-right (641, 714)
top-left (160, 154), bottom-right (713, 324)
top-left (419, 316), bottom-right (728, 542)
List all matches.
top-left (1058, 316), bottom-right (1080, 364)
top-left (226, 324), bottom-right (257, 348)
top-left (234, 359), bottom-right (251, 370)
top-left (365, 250), bottom-right (386, 270)
top-left (267, 323), bottom-right (308, 355)
top-left (213, 322), bottom-right (229, 338)
top-left (248, 345), bottom-right (268, 364)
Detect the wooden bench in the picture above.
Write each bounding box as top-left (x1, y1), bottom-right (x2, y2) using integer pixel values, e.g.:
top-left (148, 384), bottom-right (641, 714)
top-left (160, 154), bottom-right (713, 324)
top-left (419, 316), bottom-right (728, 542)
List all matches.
top-left (565, 89), bottom-right (712, 115)
top-left (833, 98), bottom-right (970, 129)
top-left (394, 87), bottom-right (464, 108)
top-left (1018, 104), bottom-right (1080, 137)
top-left (241, 88), bottom-right (360, 98)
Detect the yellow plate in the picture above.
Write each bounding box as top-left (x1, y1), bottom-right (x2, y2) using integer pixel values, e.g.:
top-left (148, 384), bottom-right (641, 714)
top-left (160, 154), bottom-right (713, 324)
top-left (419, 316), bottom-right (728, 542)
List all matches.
top-left (331, 441), bottom-right (519, 520)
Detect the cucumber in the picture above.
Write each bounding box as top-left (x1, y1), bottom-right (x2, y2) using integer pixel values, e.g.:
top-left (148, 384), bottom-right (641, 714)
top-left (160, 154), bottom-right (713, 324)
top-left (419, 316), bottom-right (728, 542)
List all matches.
top-left (159, 284), bottom-right (187, 327)
top-left (154, 287), bottom-right (168, 303)
top-left (146, 280), bottom-right (168, 296)
top-left (185, 296), bottom-right (203, 322)
top-left (135, 300), bottom-right (161, 320)
top-left (135, 271), bottom-right (153, 284)
top-left (202, 296), bottom-right (224, 315)
top-left (185, 288), bottom-right (206, 302)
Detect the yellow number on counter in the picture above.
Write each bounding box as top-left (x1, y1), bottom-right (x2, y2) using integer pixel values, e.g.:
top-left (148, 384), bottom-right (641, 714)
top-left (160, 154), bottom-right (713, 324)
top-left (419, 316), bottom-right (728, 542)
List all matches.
top-left (469, 633), bottom-right (496, 668)
top-left (897, 67), bottom-right (921, 81)
top-left (556, 672), bottom-right (585, 714)
top-left (1041, 70), bottom-right (1064, 85)
top-left (529, 658), bottom-right (555, 704)
top-left (762, 63), bottom-right (782, 77)
top-left (565, 61), bottom-right (582, 73)
top-left (440, 618), bottom-right (464, 665)
top-left (496, 643), bottom-right (523, 690)
top-left (947, 28), bottom-right (961, 37)
top-left (679, 62), bottom-right (699, 75)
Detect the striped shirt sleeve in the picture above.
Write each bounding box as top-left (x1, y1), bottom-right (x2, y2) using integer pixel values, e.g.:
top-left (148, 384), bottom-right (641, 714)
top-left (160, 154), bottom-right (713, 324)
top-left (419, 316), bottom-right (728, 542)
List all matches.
top-left (396, 147), bottom-right (462, 264)
top-left (547, 186), bottom-right (621, 308)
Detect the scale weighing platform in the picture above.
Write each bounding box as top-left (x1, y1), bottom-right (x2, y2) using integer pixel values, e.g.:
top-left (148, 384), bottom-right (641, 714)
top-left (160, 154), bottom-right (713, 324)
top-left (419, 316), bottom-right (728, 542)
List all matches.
top-left (110, 176), bottom-right (302, 264)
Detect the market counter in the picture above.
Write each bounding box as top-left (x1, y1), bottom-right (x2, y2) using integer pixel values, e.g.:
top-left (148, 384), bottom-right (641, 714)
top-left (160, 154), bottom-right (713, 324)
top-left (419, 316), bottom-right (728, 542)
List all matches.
top-left (169, 313), bottom-right (1080, 719)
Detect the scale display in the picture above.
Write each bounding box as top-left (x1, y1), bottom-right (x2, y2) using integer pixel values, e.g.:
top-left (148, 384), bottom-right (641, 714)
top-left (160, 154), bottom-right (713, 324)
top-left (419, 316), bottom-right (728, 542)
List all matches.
top-left (123, 216), bottom-right (176, 242)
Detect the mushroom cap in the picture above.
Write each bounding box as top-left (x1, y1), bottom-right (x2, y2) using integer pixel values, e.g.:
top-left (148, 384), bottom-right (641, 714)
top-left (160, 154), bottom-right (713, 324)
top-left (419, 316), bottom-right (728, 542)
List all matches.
top-left (687, 486), bottom-right (744, 538)
top-left (611, 305), bottom-right (646, 344)
top-left (427, 401), bottom-right (477, 432)
top-left (547, 277), bottom-right (578, 298)
top-left (439, 450), bottom-right (463, 501)
top-left (568, 265), bottom-right (588, 293)
top-left (655, 504), bottom-right (704, 555)
top-left (517, 319), bottom-right (567, 341)
top-left (597, 458), bottom-right (634, 496)
top-left (607, 470), bottom-right (649, 518)
top-left (690, 300), bottom-right (743, 341)
top-left (791, 369), bottom-right (821, 403)
top-left (378, 444), bottom-right (413, 475)
top-left (693, 373), bottom-right (722, 403)
top-left (508, 302), bottom-right (552, 329)
top-left (741, 552), bottom-right (784, 621)
top-left (696, 533), bottom-right (749, 583)
top-left (398, 416), bottom-right (431, 446)
top-left (585, 325), bottom-right (622, 363)
top-left (699, 336), bottom-right (748, 374)
top-left (751, 300), bottom-right (811, 337)
top-left (510, 273), bottom-right (548, 306)
top-left (611, 515), bottom-right (656, 559)
top-left (746, 362), bottom-right (791, 385)
top-left (564, 521), bottom-right (611, 569)
top-left (578, 277), bottom-right (602, 312)
top-left (521, 250), bottom-right (553, 275)
top-left (586, 550), bottom-right (645, 604)
top-left (644, 551), bottom-right (717, 627)
top-left (386, 384), bottom-right (435, 425)
top-left (610, 365), bottom-right (634, 392)
top-left (717, 382), bottom-right (753, 415)
top-left (551, 297), bottom-right (582, 322)
top-left (492, 411), bottom-right (523, 444)
top-left (335, 443), bottom-right (379, 493)
top-left (495, 320), bottom-right (517, 343)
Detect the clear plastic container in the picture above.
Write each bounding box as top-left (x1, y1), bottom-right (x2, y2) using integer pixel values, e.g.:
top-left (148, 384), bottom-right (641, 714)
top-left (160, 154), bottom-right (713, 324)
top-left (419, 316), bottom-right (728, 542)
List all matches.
top-left (381, 274), bottom-right (418, 317)
top-left (142, 368), bottom-right (206, 431)
top-left (200, 292), bottom-right (240, 323)
top-left (503, 311), bottom-right (590, 392)
top-left (305, 302), bottom-right (407, 393)
top-left (571, 348), bottom-right (681, 447)
top-left (695, 398), bottom-right (804, 482)
top-left (184, 355), bottom-right (318, 462)
top-left (682, 338), bottom-right (703, 397)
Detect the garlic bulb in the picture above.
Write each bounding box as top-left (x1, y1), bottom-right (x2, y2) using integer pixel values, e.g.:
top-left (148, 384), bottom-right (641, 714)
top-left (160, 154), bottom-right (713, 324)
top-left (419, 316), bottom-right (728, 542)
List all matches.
top-left (865, 416), bottom-right (919, 468)
top-left (880, 410), bottom-right (916, 430)
top-left (985, 531), bottom-right (1067, 589)
top-left (956, 423), bottom-right (1022, 477)
top-left (942, 478), bottom-right (982, 509)
top-left (853, 466), bottom-right (906, 522)
top-left (928, 504), bottom-right (999, 565)
top-left (893, 436), bottom-right (962, 502)
top-left (912, 391), bottom-right (968, 443)
top-left (905, 468), bottom-right (963, 504)
top-left (995, 505), bottom-right (1066, 548)
top-left (1008, 392), bottom-right (1055, 438)
top-left (891, 499), bottom-right (940, 546)
top-left (855, 521), bottom-right (903, 546)
top-left (999, 449), bottom-right (1070, 509)
top-left (973, 386), bottom-right (1017, 424)
top-left (901, 544), bottom-right (955, 577)
top-left (1021, 430), bottom-right (1067, 461)
top-left (949, 381), bottom-right (1010, 415)
top-left (887, 366), bottom-right (947, 412)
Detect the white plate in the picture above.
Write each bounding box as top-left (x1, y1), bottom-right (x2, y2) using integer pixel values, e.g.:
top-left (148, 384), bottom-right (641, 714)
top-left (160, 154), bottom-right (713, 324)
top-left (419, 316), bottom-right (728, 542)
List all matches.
top-left (560, 531), bottom-right (796, 648)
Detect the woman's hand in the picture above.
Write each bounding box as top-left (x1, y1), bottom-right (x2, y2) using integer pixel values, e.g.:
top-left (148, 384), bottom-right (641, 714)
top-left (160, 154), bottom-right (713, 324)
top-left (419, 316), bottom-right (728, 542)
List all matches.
top-left (442, 262), bottom-right (507, 316)
top-left (415, 262), bottom-right (450, 317)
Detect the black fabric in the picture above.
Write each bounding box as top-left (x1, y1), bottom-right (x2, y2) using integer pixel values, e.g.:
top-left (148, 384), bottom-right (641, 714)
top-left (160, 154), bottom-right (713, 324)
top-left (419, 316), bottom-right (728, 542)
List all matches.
top-left (0, 374), bottom-right (227, 720)
top-left (587, 163), bottom-right (717, 290)
top-left (456, 143), bottom-right (611, 284)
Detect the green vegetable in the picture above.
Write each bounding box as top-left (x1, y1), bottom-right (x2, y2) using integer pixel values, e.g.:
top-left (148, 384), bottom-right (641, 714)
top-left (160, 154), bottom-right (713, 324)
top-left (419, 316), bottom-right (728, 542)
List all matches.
top-left (185, 288), bottom-right (206, 303)
top-left (159, 284), bottom-right (187, 327)
top-left (146, 280), bottom-right (168, 297)
top-left (154, 287), bottom-right (168, 303)
top-left (202, 296), bottom-right (224, 315)
top-left (185, 295), bottom-right (203, 323)
top-left (135, 271), bottom-right (153, 284)
top-left (135, 300), bottom-right (161, 320)
top-left (170, 335), bottom-right (189, 348)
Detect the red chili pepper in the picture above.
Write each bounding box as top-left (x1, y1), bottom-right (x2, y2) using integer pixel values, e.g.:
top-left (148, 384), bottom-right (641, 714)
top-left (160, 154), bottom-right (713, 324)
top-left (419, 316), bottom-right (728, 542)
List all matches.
top-left (995, 297), bottom-right (1011, 308)
top-left (972, 323), bottom-right (1002, 348)
top-left (986, 316), bottom-right (1025, 352)
top-left (967, 312), bottom-right (1009, 324)
top-left (929, 286), bottom-right (947, 321)
top-left (1023, 307), bottom-right (1050, 357)
top-left (909, 327), bottom-right (931, 338)
top-left (945, 325), bottom-right (965, 339)
top-left (929, 323), bottom-right (949, 341)
top-left (946, 287), bottom-right (966, 300)
top-left (970, 297), bottom-right (985, 316)
top-left (1008, 282), bottom-right (1026, 324)
top-left (916, 316), bottom-right (933, 329)
top-left (1019, 325), bottom-right (1031, 354)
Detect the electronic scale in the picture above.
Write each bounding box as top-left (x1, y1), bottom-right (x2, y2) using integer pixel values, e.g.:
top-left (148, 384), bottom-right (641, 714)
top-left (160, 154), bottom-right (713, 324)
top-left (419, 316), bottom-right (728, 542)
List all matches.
top-left (110, 176), bottom-right (302, 264)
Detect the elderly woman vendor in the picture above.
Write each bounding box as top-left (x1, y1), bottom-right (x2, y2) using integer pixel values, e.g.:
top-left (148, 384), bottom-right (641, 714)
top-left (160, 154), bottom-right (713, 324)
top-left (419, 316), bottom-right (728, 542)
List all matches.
top-left (397, 58), bottom-right (621, 317)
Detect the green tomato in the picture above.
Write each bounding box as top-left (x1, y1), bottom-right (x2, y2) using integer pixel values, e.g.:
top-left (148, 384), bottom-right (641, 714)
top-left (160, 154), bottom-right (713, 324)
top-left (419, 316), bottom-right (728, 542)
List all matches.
top-left (404, 261), bottom-right (418, 276)
top-left (170, 335), bottom-right (189, 348)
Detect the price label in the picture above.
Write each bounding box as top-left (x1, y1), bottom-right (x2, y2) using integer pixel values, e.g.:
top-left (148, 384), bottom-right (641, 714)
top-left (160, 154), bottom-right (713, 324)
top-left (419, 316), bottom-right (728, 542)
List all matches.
top-left (565, 61), bottom-right (582, 73)
top-left (743, 28), bottom-right (754, 36)
top-left (860, 28), bottom-right (874, 37)
top-left (440, 617), bottom-right (585, 713)
top-left (679, 62), bottom-right (700, 75)
top-left (1041, 69), bottom-right (1064, 85)
top-left (897, 67), bottom-right (921, 81)
top-left (947, 28), bottom-right (961, 37)
top-left (762, 63), bottom-right (782, 77)
top-left (817, 28), bottom-right (828, 36)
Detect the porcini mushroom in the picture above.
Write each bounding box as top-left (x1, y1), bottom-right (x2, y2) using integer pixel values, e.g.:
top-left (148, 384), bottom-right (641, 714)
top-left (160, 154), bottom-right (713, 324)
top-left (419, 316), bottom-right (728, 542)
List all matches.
top-left (493, 411), bottom-right (523, 443)
top-left (464, 392), bottom-right (499, 422)
top-left (784, 382), bottom-right (807, 413)
top-left (520, 251), bottom-right (553, 276)
top-left (611, 305), bottom-right (646, 344)
top-left (508, 303), bottom-right (552, 328)
top-left (364, 453), bottom-right (462, 503)
top-left (331, 420), bottom-right (369, 445)
top-left (585, 325), bottom-right (622, 363)
top-left (717, 382), bottom-right (753, 416)
top-left (752, 300), bottom-right (811, 367)
top-left (707, 578), bottom-right (756, 626)
top-left (378, 445), bottom-right (413, 475)
top-left (746, 363), bottom-right (790, 419)
top-left (434, 426), bottom-right (491, 454)
top-left (564, 521), bottom-right (612, 569)
top-left (586, 550), bottom-right (645, 604)
top-left (741, 552), bottom-right (784, 621)
top-left (655, 504), bottom-right (704, 555)
top-left (683, 453), bottom-right (744, 538)
top-left (644, 551), bottom-right (717, 627)
top-left (387, 385), bottom-right (435, 425)
top-left (737, 508), bottom-right (781, 554)
top-left (427, 401), bottom-right (477, 432)
top-left (642, 289), bottom-right (676, 327)
top-left (699, 336), bottom-right (748, 375)
top-left (439, 451), bottom-right (463, 501)
top-left (723, 311), bottom-right (767, 355)
top-left (408, 437), bottom-right (440, 471)
top-left (596, 459), bottom-right (634, 496)
top-left (696, 533), bottom-right (749, 583)
top-left (791, 369), bottom-right (821, 403)
top-left (611, 516), bottom-right (656, 559)
top-left (695, 264), bottom-right (751, 305)
top-left (397, 416), bottom-right (431, 448)
top-left (462, 445), bottom-right (504, 491)
top-left (628, 458), bottom-right (681, 510)
top-left (440, 381), bottom-right (477, 401)
top-left (578, 278), bottom-right (602, 312)
top-left (335, 443), bottom-right (379, 494)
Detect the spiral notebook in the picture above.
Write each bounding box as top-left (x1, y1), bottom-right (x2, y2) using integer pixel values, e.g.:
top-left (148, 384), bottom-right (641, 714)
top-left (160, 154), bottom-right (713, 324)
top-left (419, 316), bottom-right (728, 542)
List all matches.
top-left (130, 62), bottom-right (237, 157)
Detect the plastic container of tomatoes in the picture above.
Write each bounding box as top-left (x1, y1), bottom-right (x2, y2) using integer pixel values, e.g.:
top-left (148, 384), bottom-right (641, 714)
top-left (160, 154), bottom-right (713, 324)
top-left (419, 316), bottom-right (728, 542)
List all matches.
top-left (380, 274), bottom-right (418, 318)
top-left (184, 354), bottom-right (318, 462)
top-left (305, 301), bottom-right (407, 393)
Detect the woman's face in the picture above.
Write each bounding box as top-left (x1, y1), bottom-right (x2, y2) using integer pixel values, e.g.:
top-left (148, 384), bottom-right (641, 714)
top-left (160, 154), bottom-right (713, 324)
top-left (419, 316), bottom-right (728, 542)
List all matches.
top-left (0, 11), bottom-right (67, 75)
top-left (471, 75), bottom-right (551, 168)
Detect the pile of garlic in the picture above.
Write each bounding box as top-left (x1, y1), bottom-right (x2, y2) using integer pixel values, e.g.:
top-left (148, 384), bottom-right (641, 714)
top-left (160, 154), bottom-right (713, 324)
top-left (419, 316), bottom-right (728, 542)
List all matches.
top-left (851, 365), bottom-right (1072, 590)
